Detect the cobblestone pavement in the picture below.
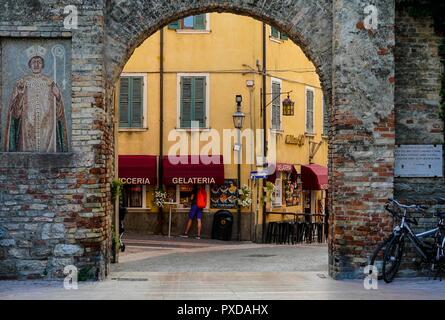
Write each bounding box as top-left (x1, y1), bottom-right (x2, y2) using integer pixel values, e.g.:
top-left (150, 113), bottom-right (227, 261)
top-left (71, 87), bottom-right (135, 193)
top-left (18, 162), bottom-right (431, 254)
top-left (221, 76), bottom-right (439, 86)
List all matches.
top-left (1, 236), bottom-right (444, 300)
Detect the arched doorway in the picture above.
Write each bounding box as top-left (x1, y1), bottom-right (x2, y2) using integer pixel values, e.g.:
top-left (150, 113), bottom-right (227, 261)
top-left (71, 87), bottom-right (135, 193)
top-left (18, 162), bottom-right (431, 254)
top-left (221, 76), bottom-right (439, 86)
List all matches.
top-left (104, 0), bottom-right (395, 280)
top-left (112, 11), bottom-right (331, 275)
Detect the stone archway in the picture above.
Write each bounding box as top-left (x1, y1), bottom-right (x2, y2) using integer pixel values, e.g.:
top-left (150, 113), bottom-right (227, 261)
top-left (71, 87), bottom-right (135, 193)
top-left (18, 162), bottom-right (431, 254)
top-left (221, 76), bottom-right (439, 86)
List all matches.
top-left (105, 0), bottom-right (333, 95)
top-left (0, 0), bottom-right (399, 281)
top-left (103, 0), bottom-right (396, 280)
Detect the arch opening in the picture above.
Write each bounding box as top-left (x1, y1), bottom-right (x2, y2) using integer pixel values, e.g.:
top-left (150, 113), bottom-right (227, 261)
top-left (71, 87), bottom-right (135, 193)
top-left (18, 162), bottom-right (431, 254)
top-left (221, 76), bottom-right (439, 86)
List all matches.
top-left (110, 10), bottom-right (333, 276)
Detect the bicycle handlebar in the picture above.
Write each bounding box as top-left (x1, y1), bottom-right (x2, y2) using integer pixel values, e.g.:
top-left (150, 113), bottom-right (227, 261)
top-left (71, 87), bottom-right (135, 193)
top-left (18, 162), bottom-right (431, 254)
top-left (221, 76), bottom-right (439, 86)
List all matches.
top-left (387, 198), bottom-right (427, 211)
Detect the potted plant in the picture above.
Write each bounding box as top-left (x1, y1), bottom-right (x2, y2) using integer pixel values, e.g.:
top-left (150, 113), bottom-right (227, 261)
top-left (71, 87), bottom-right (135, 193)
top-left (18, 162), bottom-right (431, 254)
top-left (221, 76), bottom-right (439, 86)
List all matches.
top-left (154, 188), bottom-right (168, 208)
top-left (263, 181), bottom-right (277, 206)
top-left (237, 185), bottom-right (253, 208)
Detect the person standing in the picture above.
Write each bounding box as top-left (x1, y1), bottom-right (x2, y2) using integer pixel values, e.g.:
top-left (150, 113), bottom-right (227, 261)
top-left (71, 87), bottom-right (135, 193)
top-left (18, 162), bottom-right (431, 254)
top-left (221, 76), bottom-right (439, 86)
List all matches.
top-left (180, 185), bottom-right (207, 240)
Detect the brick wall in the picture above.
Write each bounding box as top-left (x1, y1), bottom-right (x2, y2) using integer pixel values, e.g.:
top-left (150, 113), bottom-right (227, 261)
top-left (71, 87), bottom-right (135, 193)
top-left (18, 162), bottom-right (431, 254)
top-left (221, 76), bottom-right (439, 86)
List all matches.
top-left (0, 0), bottom-right (112, 280)
top-left (394, 6), bottom-right (445, 276)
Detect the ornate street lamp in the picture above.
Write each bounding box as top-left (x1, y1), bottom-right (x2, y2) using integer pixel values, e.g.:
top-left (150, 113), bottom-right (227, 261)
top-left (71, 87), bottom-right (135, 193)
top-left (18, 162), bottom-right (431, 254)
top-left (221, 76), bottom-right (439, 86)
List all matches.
top-left (232, 95), bottom-right (245, 241)
top-left (282, 94), bottom-right (295, 116)
top-left (232, 95), bottom-right (245, 129)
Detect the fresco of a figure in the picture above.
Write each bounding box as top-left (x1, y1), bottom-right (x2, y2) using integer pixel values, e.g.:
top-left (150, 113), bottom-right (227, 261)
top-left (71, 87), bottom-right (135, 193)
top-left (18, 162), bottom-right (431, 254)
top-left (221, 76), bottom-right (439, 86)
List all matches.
top-left (1, 40), bottom-right (71, 153)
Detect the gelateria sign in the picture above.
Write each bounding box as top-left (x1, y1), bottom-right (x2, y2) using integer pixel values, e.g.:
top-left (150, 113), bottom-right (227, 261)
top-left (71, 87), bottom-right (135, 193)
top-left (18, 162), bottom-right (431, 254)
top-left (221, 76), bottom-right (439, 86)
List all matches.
top-left (395, 145), bottom-right (443, 178)
top-left (172, 177), bottom-right (216, 185)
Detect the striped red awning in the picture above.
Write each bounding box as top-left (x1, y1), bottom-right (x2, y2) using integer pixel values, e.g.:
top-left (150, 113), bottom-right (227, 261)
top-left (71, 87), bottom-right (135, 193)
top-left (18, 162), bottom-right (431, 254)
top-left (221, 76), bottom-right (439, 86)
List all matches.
top-left (118, 155), bottom-right (157, 185)
top-left (301, 164), bottom-right (328, 190)
top-left (163, 155), bottom-right (224, 185)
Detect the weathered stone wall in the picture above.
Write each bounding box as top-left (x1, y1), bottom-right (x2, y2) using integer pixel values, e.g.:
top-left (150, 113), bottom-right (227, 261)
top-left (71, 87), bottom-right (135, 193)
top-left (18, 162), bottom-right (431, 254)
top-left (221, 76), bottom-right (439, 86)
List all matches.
top-left (329, 0), bottom-right (396, 279)
top-left (394, 6), bottom-right (445, 276)
top-left (0, 0), bottom-right (112, 280)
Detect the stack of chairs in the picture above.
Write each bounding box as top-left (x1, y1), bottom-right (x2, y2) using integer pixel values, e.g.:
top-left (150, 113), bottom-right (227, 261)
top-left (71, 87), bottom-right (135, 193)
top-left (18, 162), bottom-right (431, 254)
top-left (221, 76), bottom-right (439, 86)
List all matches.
top-left (266, 220), bottom-right (326, 245)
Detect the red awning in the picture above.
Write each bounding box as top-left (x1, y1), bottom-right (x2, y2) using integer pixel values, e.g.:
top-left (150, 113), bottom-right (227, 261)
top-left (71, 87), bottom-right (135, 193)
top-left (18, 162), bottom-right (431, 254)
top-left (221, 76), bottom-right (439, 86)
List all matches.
top-left (118, 155), bottom-right (158, 185)
top-left (301, 164), bottom-right (328, 190)
top-left (267, 163), bottom-right (298, 183)
top-left (163, 155), bottom-right (224, 185)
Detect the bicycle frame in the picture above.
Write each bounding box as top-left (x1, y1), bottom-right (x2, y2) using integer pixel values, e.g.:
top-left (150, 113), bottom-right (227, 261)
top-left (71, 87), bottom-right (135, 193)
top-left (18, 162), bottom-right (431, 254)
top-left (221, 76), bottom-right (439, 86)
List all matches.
top-left (393, 202), bottom-right (440, 262)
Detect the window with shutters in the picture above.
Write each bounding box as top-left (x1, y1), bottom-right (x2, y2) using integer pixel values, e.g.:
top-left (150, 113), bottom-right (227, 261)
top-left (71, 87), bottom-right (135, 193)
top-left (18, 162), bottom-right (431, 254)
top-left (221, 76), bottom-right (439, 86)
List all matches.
top-left (168, 14), bottom-right (209, 32)
top-left (119, 74), bottom-right (147, 129)
top-left (178, 74), bottom-right (209, 129)
top-left (271, 79), bottom-right (282, 131)
top-left (270, 26), bottom-right (289, 42)
top-left (305, 87), bottom-right (315, 135)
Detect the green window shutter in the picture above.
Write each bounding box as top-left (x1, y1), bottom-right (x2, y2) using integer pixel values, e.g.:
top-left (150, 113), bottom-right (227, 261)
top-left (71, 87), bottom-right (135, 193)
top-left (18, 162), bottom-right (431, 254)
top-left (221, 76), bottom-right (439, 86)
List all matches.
top-left (306, 90), bottom-right (314, 134)
top-left (130, 77), bottom-right (143, 128)
top-left (168, 20), bottom-right (180, 30)
top-left (272, 82), bottom-right (281, 130)
top-left (194, 77), bottom-right (206, 128)
top-left (271, 26), bottom-right (280, 39)
top-left (180, 77), bottom-right (193, 128)
top-left (119, 77), bottom-right (130, 128)
top-left (194, 14), bottom-right (206, 30)
top-left (280, 33), bottom-right (289, 41)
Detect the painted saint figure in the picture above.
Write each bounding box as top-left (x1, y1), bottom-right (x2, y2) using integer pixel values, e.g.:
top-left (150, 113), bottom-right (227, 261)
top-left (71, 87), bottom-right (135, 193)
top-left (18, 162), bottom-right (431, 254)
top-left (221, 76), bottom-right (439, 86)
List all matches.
top-left (4, 45), bottom-right (68, 152)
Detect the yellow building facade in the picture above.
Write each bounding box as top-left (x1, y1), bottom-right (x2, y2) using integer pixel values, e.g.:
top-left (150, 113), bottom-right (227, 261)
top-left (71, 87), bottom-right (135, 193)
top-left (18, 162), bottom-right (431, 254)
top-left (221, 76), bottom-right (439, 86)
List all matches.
top-left (116, 13), bottom-right (328, 241)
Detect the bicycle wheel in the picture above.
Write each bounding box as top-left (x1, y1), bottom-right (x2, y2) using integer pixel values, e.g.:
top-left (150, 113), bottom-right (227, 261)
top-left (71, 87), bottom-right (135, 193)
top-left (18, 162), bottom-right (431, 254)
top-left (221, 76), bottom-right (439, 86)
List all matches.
top-left (382, 234), bottom-right (405, 283)
top-left (370, 235), bottom-right (394, 280)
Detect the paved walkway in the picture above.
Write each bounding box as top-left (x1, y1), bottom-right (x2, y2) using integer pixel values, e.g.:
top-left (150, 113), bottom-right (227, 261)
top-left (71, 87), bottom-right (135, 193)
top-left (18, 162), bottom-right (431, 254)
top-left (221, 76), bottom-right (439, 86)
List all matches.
top-left (1, 236), bottom-right (444, 300)
top-left (1, 272), bottom-right (445, 300)
top-left (113, 235), bottom-right (329, 272)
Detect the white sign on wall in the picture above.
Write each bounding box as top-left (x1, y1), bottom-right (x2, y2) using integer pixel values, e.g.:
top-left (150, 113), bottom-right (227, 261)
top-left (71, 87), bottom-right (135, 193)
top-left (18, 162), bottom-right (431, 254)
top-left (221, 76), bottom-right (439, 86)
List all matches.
top-left (395, 145), bottom-right (443, 178)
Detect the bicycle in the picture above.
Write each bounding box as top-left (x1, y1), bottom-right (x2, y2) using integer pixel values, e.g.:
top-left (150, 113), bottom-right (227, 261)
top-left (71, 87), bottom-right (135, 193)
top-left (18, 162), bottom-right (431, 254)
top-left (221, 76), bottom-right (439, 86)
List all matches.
top-left (374, 198), bottom-right (445, 283)
top-left (369, 201), bottom-right (406, 279)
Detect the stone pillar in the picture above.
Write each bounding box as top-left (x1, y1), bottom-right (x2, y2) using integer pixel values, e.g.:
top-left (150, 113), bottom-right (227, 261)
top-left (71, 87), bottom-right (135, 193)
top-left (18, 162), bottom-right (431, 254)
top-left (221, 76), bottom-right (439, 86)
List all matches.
top-left (0, 0), bottom-right (111, 280)
top-left (330, 0), bottom-right (396, 279)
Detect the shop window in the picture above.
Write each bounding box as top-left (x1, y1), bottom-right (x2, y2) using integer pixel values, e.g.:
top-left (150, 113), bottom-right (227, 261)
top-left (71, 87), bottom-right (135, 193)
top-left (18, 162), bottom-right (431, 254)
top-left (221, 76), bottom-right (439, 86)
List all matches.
top-left (270, 26), bottom-right (289, 41)
top-left (178, 185), bottom-right (195, 209)
top-left (168, 14), bottom-right (208, 31)
top-left (175, 185), bottom-right (210, 209)
top-left (166, 186), bottom-right (177, 204)
top-left (178, 75), bottom-right (208, 129)
top-left (271, 80), bottom-right (282, 131)
top-left (210, 179), bottom-right (238, 209)
top-left (119, 75), bottom-right (146, 129)
top-left (123, 185), bottom-right (144, 208)
top-left (283, 176), bottom-right (302, 207)
top-left (305, 87), bottom-right (315, 134)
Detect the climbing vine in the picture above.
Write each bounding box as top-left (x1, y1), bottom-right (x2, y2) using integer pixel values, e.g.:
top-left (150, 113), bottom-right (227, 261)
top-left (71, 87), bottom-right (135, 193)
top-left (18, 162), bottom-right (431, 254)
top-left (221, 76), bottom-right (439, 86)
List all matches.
top-left (397, 0), bottom-right (445, 130)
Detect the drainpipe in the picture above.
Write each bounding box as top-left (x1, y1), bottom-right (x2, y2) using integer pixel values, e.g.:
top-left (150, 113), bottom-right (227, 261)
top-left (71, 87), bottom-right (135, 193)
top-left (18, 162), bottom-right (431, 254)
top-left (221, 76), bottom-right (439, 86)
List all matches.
top-left (114, 83), bottom-right (120, 263)
top-left (157, 28), bottom-right (165, 235)
top-left (261, 22), bottom-right (267, 243)
top-left (249, 85), bottom-right (256, 242)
